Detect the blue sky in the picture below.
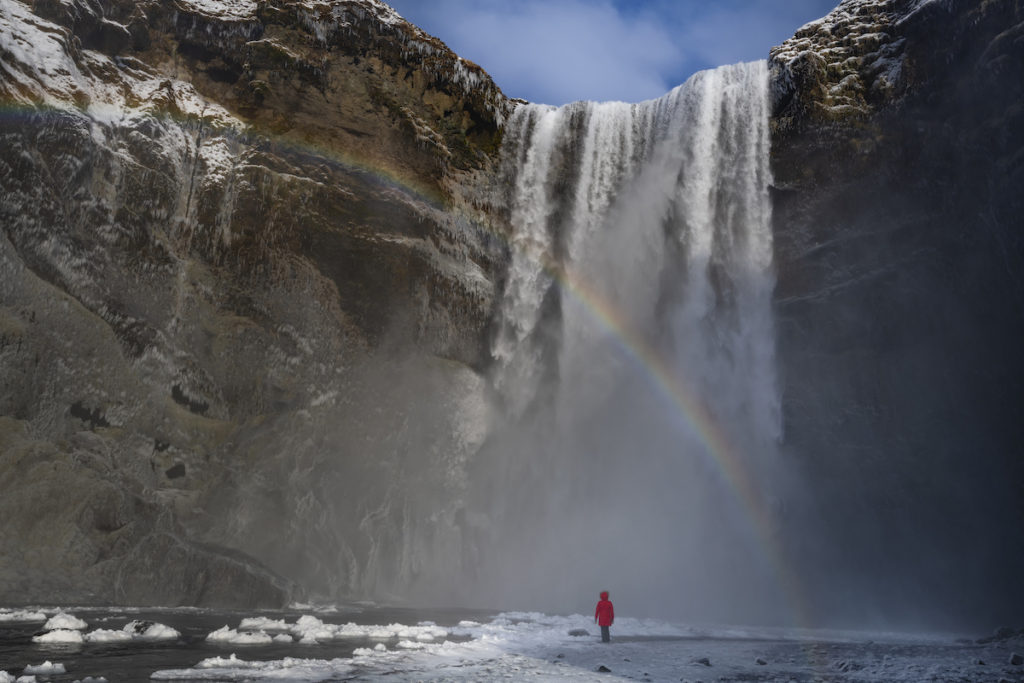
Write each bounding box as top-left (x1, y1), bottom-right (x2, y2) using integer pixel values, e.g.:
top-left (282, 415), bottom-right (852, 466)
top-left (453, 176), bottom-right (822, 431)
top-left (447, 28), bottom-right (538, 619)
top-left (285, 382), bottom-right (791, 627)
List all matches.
top-left (386, 0), bottom-right (839, 105)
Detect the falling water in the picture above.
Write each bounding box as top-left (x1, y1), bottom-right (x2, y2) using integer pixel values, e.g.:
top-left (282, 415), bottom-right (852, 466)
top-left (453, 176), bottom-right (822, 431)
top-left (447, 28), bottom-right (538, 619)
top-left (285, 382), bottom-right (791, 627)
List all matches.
top-left (471, 61), bottom-right (786, 623)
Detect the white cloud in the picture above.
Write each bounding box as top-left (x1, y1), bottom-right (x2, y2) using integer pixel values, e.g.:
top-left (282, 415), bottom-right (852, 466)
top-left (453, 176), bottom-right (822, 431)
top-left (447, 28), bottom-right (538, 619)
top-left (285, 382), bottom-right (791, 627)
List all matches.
top-left (387, 0), bottom-right (839, 105)
top-left (390, 0), bottom-right (682, 104)
top-left (670, 0), bottom-right (838, 68)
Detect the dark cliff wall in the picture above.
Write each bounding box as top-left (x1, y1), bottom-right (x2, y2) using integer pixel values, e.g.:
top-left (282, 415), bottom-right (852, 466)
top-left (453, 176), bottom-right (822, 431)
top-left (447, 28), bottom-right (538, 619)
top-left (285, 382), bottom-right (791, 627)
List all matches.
top-left (770, 0), bottom-right (1024, 627)
top-left (0, 0), bottom-right (508, 606)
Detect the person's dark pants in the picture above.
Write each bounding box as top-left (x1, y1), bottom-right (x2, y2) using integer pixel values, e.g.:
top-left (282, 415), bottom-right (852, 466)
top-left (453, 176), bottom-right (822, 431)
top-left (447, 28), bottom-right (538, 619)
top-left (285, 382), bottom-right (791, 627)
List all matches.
top-left (601, 625), bottom-right (610, 642)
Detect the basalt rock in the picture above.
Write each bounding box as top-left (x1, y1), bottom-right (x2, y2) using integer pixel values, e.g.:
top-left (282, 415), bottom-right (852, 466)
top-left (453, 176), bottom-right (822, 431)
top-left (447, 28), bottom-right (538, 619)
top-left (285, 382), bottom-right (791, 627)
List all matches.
top-left (769, 0), bottom-right (1024, 625)
top-left (0, 0), bottom-right (508, 606)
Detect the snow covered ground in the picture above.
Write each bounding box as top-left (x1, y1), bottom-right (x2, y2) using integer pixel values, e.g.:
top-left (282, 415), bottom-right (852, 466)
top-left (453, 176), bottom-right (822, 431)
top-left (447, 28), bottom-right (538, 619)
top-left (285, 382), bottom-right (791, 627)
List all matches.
top-left (2, 606), bottom-right (1023, 682)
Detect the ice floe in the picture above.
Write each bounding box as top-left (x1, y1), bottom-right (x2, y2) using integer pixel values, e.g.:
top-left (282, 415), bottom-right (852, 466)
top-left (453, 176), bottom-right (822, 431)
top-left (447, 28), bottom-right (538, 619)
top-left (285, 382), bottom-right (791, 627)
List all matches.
top-left (22, 661), bottom-right (65, 675)
top-left (43, 612), bottom-right (87, 631)
top-left (0, 609), bottom-right (46, 623)
top-left (31, 629), bottom-right (84, 644)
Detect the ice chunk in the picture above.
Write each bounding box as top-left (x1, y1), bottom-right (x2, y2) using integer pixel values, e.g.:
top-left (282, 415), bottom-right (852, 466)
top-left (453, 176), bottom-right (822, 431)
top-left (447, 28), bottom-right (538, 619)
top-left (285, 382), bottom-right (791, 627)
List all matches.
top-left (239, 617), bottom-right (290, 632)
top-left (84, 629), bottom-right (133, 643)
top-left (206, 626), bottom-right (273, 645)
top-left (32, 629), bottom-right (84, 644)
top-left (43, 612), bottom-right (87, 631)
top-left (23, 662), bottom-right (65, 675)
top-left (124, 621), bottom-right (180, 641)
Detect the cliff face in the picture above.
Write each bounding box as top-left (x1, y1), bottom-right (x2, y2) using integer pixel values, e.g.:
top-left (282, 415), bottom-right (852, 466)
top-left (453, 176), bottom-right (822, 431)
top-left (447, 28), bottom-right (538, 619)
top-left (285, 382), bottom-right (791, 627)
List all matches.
top-left (3, 0), bottom-right (1022, 621)
top-left (0, 0), bottom-right (508, 606)
top-left (769, 0), bottom-right (1024, 624)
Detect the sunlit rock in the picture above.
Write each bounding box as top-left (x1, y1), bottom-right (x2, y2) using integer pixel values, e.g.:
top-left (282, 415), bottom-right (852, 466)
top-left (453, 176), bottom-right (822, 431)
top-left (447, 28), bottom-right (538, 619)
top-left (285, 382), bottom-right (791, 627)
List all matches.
top-left (0, 0), bottom-right (508, 607)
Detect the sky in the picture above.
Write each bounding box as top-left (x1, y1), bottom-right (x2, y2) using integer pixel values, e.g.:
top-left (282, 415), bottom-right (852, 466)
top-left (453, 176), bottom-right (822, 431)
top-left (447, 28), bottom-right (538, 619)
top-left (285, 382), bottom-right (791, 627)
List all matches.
top-left (386, 0), bottom-right (840, 105)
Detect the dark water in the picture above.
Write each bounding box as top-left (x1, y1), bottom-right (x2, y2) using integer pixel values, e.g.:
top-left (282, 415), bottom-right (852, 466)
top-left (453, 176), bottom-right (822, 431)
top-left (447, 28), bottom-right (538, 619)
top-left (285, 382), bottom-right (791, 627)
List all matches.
top-left (0, 606), bottom-right (490, 681)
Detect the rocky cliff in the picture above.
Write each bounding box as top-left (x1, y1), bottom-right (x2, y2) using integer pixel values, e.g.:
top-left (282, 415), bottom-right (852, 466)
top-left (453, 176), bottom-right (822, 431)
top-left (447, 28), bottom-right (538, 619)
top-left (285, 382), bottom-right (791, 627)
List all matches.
top-left (2, 0), bottom-right (1022, 624)
top-left (0, 0), bottom-right (509, 606)
top-left (769, 0), bottom-right (1024, 625)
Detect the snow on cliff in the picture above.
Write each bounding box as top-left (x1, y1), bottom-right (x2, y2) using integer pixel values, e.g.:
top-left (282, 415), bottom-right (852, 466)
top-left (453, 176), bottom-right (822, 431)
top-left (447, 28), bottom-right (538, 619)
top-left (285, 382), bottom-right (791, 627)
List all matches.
top-left (769, 0), bottom-right (950, 118)
top-left (176, 0), bottom-right (405, 25)
top-left (0, 0), bottom-right (240, 126)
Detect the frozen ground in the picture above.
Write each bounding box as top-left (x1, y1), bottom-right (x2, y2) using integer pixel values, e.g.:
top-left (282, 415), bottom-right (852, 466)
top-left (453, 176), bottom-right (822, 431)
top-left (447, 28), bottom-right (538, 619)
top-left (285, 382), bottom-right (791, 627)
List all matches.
top-left (2, 606), bottom-right (1023, 682)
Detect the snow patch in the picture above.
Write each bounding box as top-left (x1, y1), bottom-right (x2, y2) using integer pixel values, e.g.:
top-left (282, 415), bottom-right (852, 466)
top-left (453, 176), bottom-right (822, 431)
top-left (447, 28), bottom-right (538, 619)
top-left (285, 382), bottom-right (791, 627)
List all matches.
top-left (175, 0), bottom-right (258, 20)
top-left (152, 653), bottom-right (356, 681)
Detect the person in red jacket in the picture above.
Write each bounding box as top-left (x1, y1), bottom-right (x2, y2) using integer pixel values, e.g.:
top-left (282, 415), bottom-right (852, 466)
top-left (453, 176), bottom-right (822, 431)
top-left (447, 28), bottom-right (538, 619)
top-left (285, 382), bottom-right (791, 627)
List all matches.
top-left (594, 590), bottom-right (614, 642)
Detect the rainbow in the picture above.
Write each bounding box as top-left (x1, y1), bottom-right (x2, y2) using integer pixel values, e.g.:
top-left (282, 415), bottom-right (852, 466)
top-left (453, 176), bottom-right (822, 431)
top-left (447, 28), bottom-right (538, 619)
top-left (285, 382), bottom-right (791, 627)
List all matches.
top-left (542, 255), bottom-right (814, 628)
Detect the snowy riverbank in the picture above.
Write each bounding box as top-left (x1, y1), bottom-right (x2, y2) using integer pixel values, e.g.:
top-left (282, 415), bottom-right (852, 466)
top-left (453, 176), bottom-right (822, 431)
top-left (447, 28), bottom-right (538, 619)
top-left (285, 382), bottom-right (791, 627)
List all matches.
top-left (2, 606), bottom-right (1022, 681)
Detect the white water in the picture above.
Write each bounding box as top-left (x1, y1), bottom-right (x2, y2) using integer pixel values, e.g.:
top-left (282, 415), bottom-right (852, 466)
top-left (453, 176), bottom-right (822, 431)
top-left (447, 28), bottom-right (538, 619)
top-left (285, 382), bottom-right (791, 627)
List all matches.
top-left (470, 61), bottom-right (785, 622)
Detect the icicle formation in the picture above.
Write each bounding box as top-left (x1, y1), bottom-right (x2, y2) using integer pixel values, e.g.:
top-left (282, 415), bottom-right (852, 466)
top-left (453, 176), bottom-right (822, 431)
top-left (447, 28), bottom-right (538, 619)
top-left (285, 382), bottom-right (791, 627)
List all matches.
top-left (475, 61), bottom-right (782, 618)
top-left (493, 60), bottom-right (778, 448)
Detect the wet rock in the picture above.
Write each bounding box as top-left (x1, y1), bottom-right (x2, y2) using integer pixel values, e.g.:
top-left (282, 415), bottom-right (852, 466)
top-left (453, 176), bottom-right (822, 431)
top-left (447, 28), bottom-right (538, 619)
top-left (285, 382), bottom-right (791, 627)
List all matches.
top-left (832, 659), bottom-right (862, 673)
top-left (770, 0), bottom-right (1024, 623)
top-left (690, 657), bottom-right (711, 667)
top-left (597, 665), bottom-right (611, 672)
top-left (755, 657), bottom-right (768, 665)
top-left (1009, 652), bottom-right (1023, 666)
top-left (979, 626), bottom-right (1018, 644)
top-left (568, 629), bottom-right (590, 637)
top-left (164, 463), bottom-right (186, 480)
top-left (124, 620), bottom-right (155, 636)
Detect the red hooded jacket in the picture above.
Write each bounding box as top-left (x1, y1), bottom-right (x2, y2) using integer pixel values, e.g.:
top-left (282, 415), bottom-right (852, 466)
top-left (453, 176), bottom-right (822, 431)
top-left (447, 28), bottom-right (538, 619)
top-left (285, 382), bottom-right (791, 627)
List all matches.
top-left (595, 592), bottom-right (614, 627)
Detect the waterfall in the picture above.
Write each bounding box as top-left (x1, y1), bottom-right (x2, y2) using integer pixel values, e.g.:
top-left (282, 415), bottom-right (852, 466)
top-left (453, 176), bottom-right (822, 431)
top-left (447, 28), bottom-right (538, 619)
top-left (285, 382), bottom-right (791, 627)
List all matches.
top-left (470, 61), bottom-right (785, 622)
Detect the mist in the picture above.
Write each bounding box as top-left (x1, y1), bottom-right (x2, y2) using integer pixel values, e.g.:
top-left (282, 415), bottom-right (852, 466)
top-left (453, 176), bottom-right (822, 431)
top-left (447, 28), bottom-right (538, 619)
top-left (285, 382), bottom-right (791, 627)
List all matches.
top-left (443, 61), bottom-right (792, 625)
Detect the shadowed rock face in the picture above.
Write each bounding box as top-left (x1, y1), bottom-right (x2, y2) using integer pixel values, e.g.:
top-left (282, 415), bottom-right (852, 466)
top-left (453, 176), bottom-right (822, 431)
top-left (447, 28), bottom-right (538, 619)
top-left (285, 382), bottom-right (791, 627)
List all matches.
top-left (769, 0), bottom-right (1024, 627)
top-left (0, 0), bottom-right (508, 606)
